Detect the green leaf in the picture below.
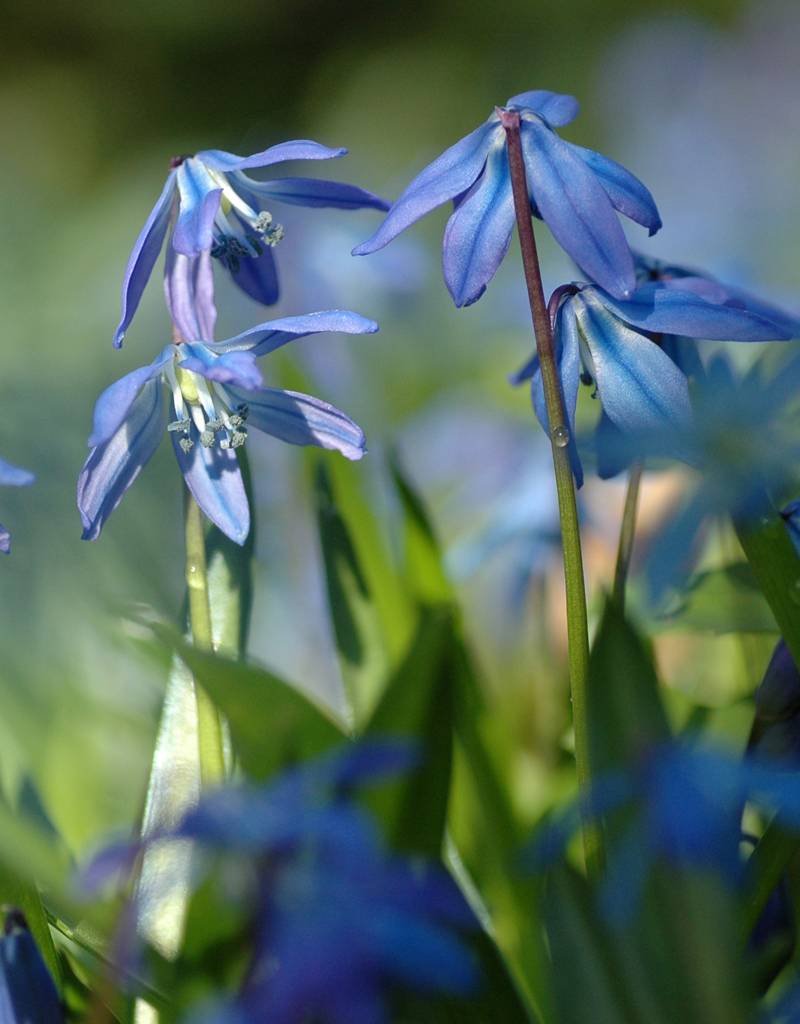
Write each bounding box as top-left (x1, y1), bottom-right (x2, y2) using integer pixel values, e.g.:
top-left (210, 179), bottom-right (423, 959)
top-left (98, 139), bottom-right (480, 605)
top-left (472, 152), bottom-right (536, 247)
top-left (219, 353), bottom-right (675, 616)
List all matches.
top-left (654, 563), bottom-right (778, 634)
top-left (156, 626), bottom-right (347, 782)
top-left (544, 866), bottom-right (636, 1024)
top-left (315, 463), bottom-right (392, 727)
top-left (361, 607), bottom-right (454, 858)
top-left (0, 856), bottom-right (60, 991)
top-left (743, 818), bottom-right (800, 936)
top-left (588, 597), bottom-right (671, 778)
top-left (389, 452), bottom-right (454, 606)
top-left (735, 495), bottom-right (800, 669)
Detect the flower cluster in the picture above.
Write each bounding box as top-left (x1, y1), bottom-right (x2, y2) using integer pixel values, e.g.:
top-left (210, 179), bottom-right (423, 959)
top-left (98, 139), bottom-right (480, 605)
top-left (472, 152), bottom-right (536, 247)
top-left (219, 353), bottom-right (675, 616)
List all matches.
top-left (81, 135), bottom-right (389, 545)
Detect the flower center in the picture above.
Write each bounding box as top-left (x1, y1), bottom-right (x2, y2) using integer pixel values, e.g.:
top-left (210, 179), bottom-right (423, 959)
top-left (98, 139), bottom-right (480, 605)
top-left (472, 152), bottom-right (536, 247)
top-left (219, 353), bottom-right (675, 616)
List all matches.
top-left (165, 358), bottom-right (249, 454)
top-left (206, 171), bottom-right (285, 272)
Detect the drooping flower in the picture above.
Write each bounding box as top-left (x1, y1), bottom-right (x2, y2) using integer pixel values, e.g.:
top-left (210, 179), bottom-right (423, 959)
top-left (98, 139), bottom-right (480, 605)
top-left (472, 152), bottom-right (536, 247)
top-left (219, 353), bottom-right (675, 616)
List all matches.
top-left (354, 89), bottom-right (661, 306)
top-left (82, 744), bottom-right (478, 1024)
top-left (0, 458), bottom-right (34, 555)
top-left (79, 284), bottom-right (378, 544)
top-left (114, 140), bottom-right (389, 347)
top-left (512, 277), bottom-right (794, 485)
top-left (0, 910), bottom-right (63, 1022)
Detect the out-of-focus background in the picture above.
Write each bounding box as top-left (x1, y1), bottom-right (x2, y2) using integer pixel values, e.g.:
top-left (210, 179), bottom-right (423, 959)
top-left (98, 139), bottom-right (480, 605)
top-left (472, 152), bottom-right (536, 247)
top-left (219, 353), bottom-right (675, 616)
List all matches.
top-left (0, 0), bottom-right (797, 857)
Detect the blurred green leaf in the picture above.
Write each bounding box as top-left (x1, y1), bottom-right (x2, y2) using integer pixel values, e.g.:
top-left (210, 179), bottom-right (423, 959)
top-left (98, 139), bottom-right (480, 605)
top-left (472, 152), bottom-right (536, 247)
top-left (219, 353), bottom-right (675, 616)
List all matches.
top-left (655, 563), bottom-right (777, 635)
top-left (588, 597), bottom-right (671, 777)
top-left (0, 855), bottom-right (60, 991)
top-left (150, 623), bottom-right (347, 782)
top-left (735, 498), bottom-right (800, 670)
top-left (744, 818), bottom-right (800, 936)
top-left (389, 452), bottom-right (454, 607)
top-left (544, 866), bottom-right (636, 1024)
top-left (361, 607), bottom-right (453, 858)
top-left (315, 463), bottom-right (392, 728)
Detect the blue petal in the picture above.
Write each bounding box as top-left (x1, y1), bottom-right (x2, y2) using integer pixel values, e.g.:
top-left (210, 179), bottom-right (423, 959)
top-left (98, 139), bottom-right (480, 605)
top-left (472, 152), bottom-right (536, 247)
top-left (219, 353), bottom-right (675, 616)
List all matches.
top-left (87, 347), bottom-right (173, 448)
top-left (505, 90), bottom-right (579, 127)
top-left (210, 310), bottom-right (379, 358)
top-left (179, 345), bottom-right (263, 391)
top-left (530, 299), bottom-right (584, 486)
top-left (521, 121), bottom-right (636, 299)
top-left (594, 410), bottom-right (633, 480)
top-left (442, 141), bottom-right (514, 307)
top-left (602, 282), bottom-right (793, 340)
top-left (721, 284), bottom-right (800, 339)
top-left (352, 122), bottom-right (498, 255)
top-left (113, 169), bottom-right (177, 348)
top-left (78, 380), bottom-right (164, 541)
top-left (0, 919), bottom-right (64, 1022)
top-left (173, 159), bottom-right (222, 256)
top-left (229, 244), bottom-right (279, 306)
top-left (0, 525), bottom-right (9, 554)
top-left (243, 176), bottom-right (389, 211)
top-left (568, 143), bottom-right (661, 235)
top-left (0, 458), bottom-right (34, 488)
top-left (197, 140), bottom-right (347, 172)
top-left (576, 290), bottom-right (692, 437)
top-left (230, 386), bottom-right (366, 460)
top-left (172, 432), bottom-right (249, 545)
top-left (164, 248), bottom-right (217, 342)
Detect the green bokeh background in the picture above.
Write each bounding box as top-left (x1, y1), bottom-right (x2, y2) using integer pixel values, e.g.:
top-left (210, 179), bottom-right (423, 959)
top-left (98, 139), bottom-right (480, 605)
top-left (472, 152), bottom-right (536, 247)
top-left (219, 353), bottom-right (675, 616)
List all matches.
top-left (0, 0), bottom-right (796, 856)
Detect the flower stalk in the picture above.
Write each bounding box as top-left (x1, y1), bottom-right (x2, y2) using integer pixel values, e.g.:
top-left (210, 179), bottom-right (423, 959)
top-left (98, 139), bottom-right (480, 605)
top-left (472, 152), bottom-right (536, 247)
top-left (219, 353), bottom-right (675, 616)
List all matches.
top-left (183, 488), bottom-right (226, 785)
top-left (501, 109), bottom-right (600, 876)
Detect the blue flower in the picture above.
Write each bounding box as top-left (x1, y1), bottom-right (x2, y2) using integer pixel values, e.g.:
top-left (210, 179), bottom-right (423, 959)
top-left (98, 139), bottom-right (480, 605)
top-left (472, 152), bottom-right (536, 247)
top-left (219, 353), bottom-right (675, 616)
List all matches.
top-left (79, 295), bottom-right (378, 544)
top-left (354, 89), bottom-right (661, 306)
top-left (0, 910), bottom-right (63, 1023)
top-left (83, 744), bottom-right (478, 1024)
top-left (0, 458), bottom-right (34, 555)
top-left (533, 741), bottom-right (800, 924)
top-left (114, 140), bottom-right (389, 347)
top-left (512, 278), bottom-right (793, 485)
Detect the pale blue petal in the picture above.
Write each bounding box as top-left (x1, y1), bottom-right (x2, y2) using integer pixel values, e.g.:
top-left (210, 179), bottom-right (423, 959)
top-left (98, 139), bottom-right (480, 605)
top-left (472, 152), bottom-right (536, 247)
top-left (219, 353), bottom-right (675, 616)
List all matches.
top-left (172, 432), bottom-right (249, 545)
top-left (113, 169), bottom-right (177, 348)
top-left (78, 380), bottom-right (164, 541)
top-left (568, 143), bottom-right (661, 235)
top-left (602, 282), bottom-right (792, 341)
top-left (353, 122), bottom-right (498, 255)
top-left (164, 249), bottom-right (217, 342)
top-left (522, 121), bottom-right (636, 299)
top-left (179, 345), bottom-right (263, 391)
top-left (506, 90), bottom-right (579, 127)
top-left (0, 525), bottom-right (9, 554)
top-left (230, 386), bottom-right (366, 460)
top-left (576, 290), bottom-right (692, 438)
top-left (243, 176), bottom-right (389, 211)
top-left (198, 141), bottom-right (347, 172)
top-left (442, 141), bottom-right (514, 307)
top-left (88, 347), bottom-right (173, 448)
top-left (0, 458), bottom-right (34, 488)
top-left (209, 310), bottom-right (378, 358)
top-left (173, 159), bottom-right (222, 256)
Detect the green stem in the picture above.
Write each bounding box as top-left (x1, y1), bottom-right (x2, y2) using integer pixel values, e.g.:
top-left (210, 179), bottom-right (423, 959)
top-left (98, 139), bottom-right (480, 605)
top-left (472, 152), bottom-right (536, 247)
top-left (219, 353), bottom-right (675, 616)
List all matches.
top-left (612, 462), bottom-right (643, 612)
top-left (501, 110), bottom-right (600, 877)
top-left (184, 488), bottom-right (225, 785)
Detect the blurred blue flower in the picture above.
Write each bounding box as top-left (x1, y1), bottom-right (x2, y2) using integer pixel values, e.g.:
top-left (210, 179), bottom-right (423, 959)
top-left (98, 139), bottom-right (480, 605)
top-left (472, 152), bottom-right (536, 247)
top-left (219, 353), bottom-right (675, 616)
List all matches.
top-left (513, 280), bottom-right (793, 486)
top-left (84, 744), bottom-right (478, 1024)
top-left (594, 353), bottom-right (800, 599)
top-left (533, 741), bottom-right (800, 924)
top-left (0, 458), bottom-right (34, 555)
top-left (0, 910), bottom-right (63, 1023)
top-left (354, 89), bottom-right (660, 306)
top-left (79, 274), bottom-right (377, 544)
top-left (114, 140), bottom-right (388, 347)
